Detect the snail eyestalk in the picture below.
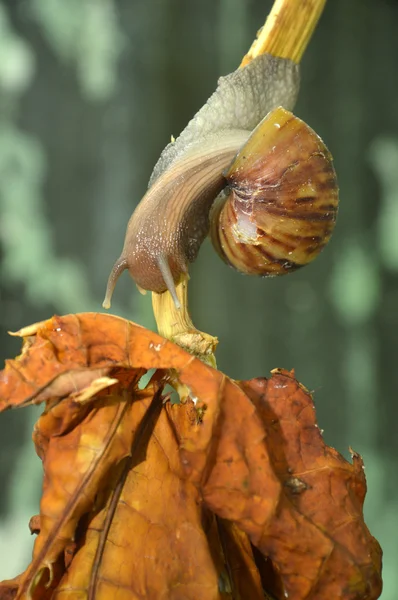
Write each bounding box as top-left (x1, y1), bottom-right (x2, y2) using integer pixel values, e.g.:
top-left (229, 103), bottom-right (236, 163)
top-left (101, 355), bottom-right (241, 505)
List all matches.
top-left (102, 256), bottom-right (128, 309)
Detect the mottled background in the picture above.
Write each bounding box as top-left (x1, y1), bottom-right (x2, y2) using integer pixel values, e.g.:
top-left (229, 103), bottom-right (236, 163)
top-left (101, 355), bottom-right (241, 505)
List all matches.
top-left (0, 0), bottom-right (397, 597)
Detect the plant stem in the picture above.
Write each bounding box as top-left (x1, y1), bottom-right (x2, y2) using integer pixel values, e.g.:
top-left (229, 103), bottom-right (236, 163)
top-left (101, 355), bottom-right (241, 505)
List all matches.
top-left (152, 275), bottom-right (218, 368)
top-left (152, 0), bottom-right (327, 362)
top-left (241, 0), bottom-right (327, 66)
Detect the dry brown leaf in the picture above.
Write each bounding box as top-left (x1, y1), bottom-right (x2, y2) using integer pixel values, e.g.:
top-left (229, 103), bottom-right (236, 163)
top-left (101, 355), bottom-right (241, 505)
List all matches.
top-left (0, 313), bottom-right (382, 600)
top-left (216, 519), bottom-right (269, 600)
top-left (55, 394), bottom-right (227, 600)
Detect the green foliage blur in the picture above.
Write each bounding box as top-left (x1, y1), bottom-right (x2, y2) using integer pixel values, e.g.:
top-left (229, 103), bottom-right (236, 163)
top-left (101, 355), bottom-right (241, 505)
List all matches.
top-left (0, 0), bottom-right (397, 597)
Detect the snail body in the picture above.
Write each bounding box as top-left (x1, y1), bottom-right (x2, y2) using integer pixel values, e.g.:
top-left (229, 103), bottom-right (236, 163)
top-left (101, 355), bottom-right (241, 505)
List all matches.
top-left (103, 54), bottom-right (338, 309)
top-left (106, 129), bottom-right (250, 306)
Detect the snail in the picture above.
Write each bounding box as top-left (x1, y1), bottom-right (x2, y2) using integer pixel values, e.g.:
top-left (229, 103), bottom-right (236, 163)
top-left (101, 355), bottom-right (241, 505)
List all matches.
top-left (103, 53), bottom-right (338, 309)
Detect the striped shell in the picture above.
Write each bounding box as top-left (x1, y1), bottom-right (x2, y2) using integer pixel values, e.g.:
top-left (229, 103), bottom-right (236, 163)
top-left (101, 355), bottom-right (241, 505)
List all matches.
top-left (210, 107), bottom-right (339, 276)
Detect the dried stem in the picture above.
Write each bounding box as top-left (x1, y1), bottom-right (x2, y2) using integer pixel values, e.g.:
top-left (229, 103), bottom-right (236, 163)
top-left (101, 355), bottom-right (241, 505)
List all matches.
top-left (152, 0), bottom-right (327, 363)
top-left (241, 0), bottom-right (327, 66)
top-left (152, 275), bottom-right (218, 368)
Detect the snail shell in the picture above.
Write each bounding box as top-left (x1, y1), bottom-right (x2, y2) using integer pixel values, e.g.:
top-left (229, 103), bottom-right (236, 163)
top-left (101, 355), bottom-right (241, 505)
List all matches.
top-left (210, 107), bottom-right (339, 276)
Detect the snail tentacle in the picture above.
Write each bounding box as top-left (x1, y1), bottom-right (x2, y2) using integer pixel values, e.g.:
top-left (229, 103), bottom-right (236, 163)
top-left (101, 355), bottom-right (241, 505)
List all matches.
top-left (102, 256), bottom-right (128, 309)
top-left (156, 255), bottom-right (181, 310)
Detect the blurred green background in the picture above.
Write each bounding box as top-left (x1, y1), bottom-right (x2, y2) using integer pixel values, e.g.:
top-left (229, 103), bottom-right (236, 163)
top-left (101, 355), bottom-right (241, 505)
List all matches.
top-left (0, 0), bottom-right (396, 596)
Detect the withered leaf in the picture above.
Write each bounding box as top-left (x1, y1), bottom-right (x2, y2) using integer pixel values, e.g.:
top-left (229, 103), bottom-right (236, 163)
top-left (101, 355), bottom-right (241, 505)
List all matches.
top-left (55, 393), bottom-right (227, 600)
top-left (0, 313), bottom-right (382, 600)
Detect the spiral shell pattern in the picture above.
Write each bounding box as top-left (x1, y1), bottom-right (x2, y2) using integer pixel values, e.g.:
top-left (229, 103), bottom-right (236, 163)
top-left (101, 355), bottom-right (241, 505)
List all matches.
top-left (211, 107), bottom-right (339, 276)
